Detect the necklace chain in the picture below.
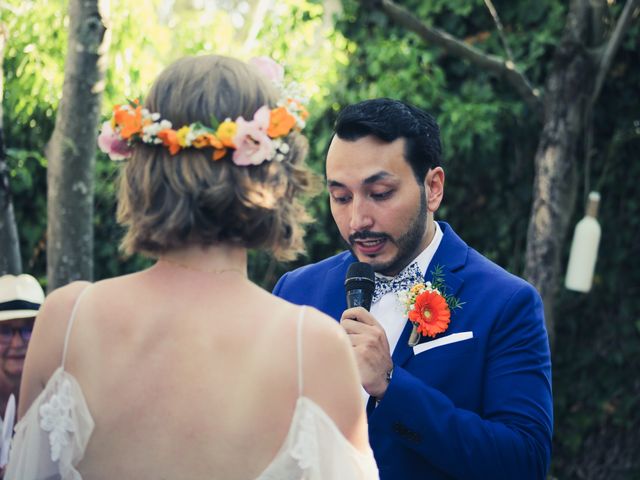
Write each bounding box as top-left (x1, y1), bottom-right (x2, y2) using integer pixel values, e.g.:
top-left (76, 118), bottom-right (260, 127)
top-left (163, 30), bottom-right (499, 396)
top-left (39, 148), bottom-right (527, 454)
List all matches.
top-left (159, 257), bottom-right (246, 277)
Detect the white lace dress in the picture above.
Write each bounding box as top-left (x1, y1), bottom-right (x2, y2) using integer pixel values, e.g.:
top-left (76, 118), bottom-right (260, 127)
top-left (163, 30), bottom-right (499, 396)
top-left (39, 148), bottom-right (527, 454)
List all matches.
top-left (4, 290), bottom-right (379, 480)
top-left (4, 293), bottom-right (379, 480)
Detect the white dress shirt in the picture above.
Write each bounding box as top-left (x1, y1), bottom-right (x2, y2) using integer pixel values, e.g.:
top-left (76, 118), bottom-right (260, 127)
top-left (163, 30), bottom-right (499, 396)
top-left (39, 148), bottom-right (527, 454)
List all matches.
top-left (361, 222), bottom-right (444, 404)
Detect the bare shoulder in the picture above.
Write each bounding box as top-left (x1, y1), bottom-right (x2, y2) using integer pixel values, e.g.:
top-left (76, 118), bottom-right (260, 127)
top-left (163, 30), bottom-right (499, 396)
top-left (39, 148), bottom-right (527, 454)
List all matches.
top-left (298, 307), bottom-right (355, 380)
top-left (300, 306), bottom-right (349, 344)
top-left (295, 306), bottom-right (369, 449)
top-left (31, 281), bottom-right (91, 366)
top-left (39, 281), bottom-right (92, 321)
top-left (18, 281), bottom-right (91, 417)
top-left (299, 310), bottom-right (363, 397)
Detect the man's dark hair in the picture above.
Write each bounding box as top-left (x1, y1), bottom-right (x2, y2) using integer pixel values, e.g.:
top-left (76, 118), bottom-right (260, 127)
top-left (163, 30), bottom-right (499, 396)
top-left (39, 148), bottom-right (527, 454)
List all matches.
top-left (334, 98), bottom-right (442, 183)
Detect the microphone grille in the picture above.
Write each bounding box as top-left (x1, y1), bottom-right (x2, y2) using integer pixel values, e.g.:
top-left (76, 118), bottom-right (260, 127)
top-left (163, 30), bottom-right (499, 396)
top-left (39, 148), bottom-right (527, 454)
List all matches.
top-left (345, 262), bottom-right (375, 290)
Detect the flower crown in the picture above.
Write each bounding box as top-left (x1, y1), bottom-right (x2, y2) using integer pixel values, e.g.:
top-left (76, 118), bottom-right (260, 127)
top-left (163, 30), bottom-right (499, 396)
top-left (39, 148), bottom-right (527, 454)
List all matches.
top-left (98, 57), bottom-right (308, 167)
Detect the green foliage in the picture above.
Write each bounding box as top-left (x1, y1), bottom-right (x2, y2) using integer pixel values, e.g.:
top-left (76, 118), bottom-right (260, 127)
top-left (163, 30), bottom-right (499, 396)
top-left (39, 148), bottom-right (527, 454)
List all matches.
top-left (2, 0), bottom-right (346, 284)
top-left (1, 0), bottom-right (67, 280)
top-left (1, 0), bottom-right (67, 140)
top-left (3, 0), bottom-right (639, 476)
top-left (430, 264), bottom-right (464, 311)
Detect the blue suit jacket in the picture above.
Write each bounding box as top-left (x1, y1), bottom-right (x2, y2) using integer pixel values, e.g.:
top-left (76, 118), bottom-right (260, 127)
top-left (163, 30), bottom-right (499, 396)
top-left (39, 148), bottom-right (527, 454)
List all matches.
top-left (273, 222), bottom-right (553, 479)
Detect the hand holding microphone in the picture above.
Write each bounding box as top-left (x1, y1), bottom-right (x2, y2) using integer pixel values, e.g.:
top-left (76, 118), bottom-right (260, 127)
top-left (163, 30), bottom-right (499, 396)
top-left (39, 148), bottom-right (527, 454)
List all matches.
top-left (342, 262), bottom-right (393, 399)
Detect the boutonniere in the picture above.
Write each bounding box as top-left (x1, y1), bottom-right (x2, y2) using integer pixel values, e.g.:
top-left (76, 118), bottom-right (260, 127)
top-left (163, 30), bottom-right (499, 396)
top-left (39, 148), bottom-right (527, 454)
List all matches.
top-left (398, 265), bottom-right (464, 347)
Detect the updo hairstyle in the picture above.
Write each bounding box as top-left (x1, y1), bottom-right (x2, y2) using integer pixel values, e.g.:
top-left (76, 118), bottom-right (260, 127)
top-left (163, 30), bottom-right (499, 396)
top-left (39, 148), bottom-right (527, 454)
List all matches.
top-left (117, 55), bottom-right (315, 261)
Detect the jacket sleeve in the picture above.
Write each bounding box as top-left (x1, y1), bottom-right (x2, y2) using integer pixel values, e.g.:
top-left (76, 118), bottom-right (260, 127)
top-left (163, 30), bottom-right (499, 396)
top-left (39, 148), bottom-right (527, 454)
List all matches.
top-left (272, 271), bottom-right (289, 297)
top-left (370, 284), bottom-right (553, 479)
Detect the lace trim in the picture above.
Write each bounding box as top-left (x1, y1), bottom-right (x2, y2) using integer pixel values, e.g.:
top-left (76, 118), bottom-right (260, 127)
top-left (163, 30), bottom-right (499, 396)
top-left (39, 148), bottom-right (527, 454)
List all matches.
top-left (39, 378), bottom-right (76, 462)
top-left (289, 405), bottom-right (318, 470)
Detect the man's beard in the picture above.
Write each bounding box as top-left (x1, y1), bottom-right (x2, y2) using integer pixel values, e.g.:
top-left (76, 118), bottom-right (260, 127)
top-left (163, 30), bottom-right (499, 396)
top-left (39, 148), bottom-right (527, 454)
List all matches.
top-left (346, 194), bottom-right (428, 276)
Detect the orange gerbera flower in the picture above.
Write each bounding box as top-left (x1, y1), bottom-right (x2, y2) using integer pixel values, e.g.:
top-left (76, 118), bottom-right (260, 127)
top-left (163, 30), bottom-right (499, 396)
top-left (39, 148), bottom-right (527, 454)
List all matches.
top-left (114, 104), bottom-right (143, 140)
top-left (268, 106), bottom-right (296, 137)
top-left (157, 129), bottom-right (181, 155)
top-left (408, 290), bottom-right (451, 338)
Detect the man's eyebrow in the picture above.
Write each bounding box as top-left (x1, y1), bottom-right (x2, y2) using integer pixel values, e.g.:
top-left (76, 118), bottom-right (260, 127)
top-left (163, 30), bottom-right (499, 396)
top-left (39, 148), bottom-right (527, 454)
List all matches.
top-left (363, 171), bottom-right (392, 184)
top-left (327, 171), bottom-right (393, 188)
top-left (327, 179), bottom-right (345, 188)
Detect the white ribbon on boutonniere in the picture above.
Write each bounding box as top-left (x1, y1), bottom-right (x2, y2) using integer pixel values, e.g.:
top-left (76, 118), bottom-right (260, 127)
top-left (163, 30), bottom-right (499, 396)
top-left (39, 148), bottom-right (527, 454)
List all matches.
top-left (398, 265), bottom-right (465, 347)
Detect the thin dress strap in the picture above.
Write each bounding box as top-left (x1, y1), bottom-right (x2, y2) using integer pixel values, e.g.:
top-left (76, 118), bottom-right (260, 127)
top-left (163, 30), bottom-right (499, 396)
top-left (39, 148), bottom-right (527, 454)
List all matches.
top-left (61, 285), bottom-right (92, 369)
top-left (296, 306), bottom-right (306, 396)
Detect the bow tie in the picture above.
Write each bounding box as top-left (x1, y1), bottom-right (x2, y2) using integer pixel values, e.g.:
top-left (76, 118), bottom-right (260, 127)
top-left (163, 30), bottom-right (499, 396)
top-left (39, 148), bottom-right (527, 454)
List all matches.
top-left (372, 263), bottom-right (425, 304)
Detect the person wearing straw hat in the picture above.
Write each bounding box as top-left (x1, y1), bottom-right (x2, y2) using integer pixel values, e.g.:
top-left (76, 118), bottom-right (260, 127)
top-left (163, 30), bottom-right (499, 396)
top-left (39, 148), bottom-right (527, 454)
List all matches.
top-left (0, 274), bottom-right (44, 413)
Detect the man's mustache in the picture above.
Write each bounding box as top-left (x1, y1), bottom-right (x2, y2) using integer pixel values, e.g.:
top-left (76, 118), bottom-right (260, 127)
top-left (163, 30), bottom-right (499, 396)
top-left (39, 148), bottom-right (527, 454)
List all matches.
top-left (348, 231), bottom-right (390, 245)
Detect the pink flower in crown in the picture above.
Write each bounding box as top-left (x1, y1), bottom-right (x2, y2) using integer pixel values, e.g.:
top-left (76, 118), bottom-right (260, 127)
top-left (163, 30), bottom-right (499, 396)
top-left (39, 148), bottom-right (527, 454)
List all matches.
top-left (232, 106), bottom-right (275, 166)
top-left (249, 56), bottom-right (284, 84)
top-left (98, 121), bottom-right (132, 160)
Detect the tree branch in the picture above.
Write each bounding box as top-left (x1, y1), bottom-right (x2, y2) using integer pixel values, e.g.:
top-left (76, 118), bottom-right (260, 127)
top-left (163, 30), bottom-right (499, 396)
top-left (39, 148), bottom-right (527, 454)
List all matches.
top-left (483, 0), bottom-right (514, 64)
top-left (591, 0), bottom-right (640, 104)
top-left (372, 0), bottom-right (542, 118)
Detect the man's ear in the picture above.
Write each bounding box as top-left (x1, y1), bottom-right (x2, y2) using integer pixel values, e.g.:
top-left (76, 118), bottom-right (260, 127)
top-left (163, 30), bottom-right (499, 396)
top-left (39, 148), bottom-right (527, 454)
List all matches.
top-left (424, 167), bottom-right (444, 213)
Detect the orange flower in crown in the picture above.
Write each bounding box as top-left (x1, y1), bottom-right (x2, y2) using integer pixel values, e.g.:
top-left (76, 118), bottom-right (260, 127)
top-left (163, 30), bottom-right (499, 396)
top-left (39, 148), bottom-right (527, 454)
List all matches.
top-left (113, 101), bottom-right (144, 140)
top-left (157, 129), bottom-right (181, 155)
top-left (268, 107), bottom-right (297, 137)
top-left (98, 57), bottom-right (307, 166)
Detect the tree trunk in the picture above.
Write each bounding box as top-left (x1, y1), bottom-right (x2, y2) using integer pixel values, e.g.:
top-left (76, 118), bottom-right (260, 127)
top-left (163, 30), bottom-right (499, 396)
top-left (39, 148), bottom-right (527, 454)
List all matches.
top-left (523, 0), bottom-right (601, 348)
top-left (46, 0), bottom-right (109, 291)
top-left (0, 25), bottom-right (22, 275)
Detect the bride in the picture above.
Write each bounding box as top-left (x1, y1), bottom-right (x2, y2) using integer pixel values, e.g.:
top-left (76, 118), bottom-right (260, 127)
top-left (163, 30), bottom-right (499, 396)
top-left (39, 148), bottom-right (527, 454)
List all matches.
top-left (5, 55), bottom-right (379, 479)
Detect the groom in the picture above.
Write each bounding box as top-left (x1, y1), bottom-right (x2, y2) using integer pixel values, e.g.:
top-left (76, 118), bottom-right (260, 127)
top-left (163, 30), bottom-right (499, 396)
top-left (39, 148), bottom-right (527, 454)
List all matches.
top-left (273, 99), bottom-right (553, 479)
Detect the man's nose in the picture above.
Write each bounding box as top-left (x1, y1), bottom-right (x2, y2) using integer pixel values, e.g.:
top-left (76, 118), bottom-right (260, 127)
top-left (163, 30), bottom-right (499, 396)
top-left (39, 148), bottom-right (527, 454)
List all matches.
top-left (9, 330), bottom-right (27, 348)
top-left (349, 197), bottom-right (374, 232)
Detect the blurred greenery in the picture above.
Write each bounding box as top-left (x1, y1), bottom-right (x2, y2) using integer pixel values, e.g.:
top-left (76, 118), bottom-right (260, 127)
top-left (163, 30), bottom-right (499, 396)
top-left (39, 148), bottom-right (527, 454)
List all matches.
top-left (2, 0), bottom-right (639, 477)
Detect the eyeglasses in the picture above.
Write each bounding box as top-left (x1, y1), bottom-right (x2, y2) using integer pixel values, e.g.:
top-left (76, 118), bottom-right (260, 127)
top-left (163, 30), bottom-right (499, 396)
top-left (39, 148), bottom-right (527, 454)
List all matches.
top-left (0, 325), bottom-right (33, 344)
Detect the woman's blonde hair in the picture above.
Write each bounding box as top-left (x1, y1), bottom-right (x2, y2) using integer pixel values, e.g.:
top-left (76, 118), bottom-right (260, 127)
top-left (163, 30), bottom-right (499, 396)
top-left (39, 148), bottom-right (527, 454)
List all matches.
top-left (117, 55), bottom-right (315, 261)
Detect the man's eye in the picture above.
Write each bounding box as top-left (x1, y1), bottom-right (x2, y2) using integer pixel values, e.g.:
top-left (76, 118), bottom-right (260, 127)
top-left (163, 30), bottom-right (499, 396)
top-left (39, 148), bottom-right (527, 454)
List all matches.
top-left (371, 191), bottom-right (392, 200)
top-left (331, 194), bottom-right (351, 204)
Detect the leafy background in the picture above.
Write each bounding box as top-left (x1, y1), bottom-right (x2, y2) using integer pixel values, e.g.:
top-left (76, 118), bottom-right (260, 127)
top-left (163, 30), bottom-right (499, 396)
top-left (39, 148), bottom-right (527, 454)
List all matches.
top-left (2, 0), bottom-right (639, 477)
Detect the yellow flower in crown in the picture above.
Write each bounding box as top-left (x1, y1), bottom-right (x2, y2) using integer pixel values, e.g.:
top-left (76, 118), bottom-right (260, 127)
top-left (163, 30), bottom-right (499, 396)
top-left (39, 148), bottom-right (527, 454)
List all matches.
top-left (176, 126), bottom-right (193, 147)
top-left (216, 120), bottom-right (237, 148)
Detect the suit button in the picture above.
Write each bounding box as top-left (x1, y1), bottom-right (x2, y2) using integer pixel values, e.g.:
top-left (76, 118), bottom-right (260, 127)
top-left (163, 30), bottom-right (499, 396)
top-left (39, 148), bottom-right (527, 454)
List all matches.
top-left (392, 422), bottom-right (422, 443)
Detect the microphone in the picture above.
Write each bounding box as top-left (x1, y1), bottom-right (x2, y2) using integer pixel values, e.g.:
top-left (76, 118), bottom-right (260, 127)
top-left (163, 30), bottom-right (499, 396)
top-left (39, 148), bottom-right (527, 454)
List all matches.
top-left (345, 262), bottom-right (375, 311)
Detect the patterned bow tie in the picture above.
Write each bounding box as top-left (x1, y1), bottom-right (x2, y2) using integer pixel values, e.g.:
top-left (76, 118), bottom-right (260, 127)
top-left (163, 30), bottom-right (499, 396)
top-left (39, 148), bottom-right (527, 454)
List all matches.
top-left (372, 262), bottom-right (425, 304)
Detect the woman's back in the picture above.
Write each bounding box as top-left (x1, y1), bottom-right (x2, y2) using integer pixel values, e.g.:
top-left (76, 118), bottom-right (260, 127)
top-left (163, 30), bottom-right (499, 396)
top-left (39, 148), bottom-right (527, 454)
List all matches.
top-left (9, 260), bottom-right (373, 479)
top-left (6, 54), bottom-right (377, 479)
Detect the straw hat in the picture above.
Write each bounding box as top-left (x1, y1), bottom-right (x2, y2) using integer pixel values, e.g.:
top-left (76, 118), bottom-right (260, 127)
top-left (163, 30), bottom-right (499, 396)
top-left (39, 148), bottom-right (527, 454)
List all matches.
top-left (0, 274), bottom-right (45, 322)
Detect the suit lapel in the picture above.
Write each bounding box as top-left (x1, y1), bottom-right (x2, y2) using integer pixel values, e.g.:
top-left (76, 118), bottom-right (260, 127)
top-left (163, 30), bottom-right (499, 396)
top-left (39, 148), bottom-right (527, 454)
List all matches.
top-left (392, 222), bottom-right (468, 368)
